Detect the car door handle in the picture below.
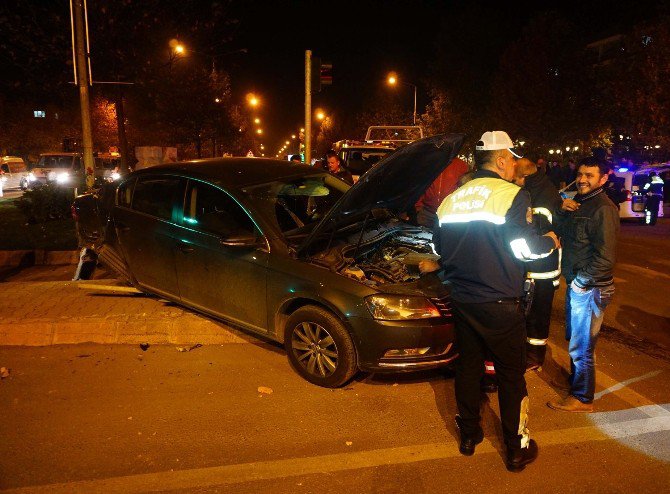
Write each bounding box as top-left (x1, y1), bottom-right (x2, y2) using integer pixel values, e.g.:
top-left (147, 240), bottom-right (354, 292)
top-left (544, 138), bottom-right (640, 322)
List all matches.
top-left (178, 243), bottom-right (194, 253)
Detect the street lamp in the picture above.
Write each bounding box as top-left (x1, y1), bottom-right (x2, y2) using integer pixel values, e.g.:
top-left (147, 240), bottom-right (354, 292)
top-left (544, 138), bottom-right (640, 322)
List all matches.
top-left (387, 72), bottom-right (417, 125)
top-left (246, 93), bottom-right (260, 108)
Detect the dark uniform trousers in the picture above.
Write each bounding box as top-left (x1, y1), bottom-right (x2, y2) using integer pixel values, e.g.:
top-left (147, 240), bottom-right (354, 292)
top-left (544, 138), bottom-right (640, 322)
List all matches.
top-left (525, 278), bottom-right (557, 367)
top-left (453, 299), bottom-right (528, 450)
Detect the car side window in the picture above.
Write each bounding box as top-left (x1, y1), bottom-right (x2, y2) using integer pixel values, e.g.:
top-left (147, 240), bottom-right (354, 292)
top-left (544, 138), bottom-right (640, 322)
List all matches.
top-left (183, 181), bottom-right (256, 238)
top-left (117, 178), bottom-right (135, 208)
top-left (131, 176), bottom-right (184, 221)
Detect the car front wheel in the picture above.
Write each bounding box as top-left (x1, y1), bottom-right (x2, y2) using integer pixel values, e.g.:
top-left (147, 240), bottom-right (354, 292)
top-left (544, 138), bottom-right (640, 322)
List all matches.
top-left (284, 306), bottom-right (357, 388)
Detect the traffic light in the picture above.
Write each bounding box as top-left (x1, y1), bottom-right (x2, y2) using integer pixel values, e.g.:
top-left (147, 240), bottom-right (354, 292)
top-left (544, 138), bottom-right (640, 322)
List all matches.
top-left (311, 57), bottom-right (332, 93)
top-left (320, 62), bottom-right (332, 86)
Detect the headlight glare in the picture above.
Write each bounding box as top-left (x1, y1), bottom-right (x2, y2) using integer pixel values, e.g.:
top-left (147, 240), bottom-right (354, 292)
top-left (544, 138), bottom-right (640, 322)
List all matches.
top-left (56, 172), bottom-right (69, 183)
top-left (365, 295), bottom-right (441, 320)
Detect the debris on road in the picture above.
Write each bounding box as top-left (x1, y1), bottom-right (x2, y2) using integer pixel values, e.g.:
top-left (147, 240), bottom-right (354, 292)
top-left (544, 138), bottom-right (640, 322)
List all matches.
top-left (176, 343), bottom-right (202, 352)
top-left (257, 386), bottom-right (273, 395)
top-left (139, 343), bottom-right (150, 351)
top-left (0, 367), bottom-right (10, 379)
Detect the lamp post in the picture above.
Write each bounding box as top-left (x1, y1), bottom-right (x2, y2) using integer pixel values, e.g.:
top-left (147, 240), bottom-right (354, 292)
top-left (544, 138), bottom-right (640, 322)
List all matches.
top-left (387, 73), bottom-right (417, 125)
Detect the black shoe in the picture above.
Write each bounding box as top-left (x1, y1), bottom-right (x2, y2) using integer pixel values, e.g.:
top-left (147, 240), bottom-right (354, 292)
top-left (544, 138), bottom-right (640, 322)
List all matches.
top-left (455, 416), bottom-right (484, 456)
top-left (505, 439), bottom-right (538, 472)
top-left (480, 382), bottom-right (498, 393)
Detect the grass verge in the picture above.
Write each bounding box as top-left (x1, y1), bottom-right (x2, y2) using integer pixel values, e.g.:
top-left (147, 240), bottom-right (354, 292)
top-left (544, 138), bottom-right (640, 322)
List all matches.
top-left (0, 197), bottom-right (77, 250)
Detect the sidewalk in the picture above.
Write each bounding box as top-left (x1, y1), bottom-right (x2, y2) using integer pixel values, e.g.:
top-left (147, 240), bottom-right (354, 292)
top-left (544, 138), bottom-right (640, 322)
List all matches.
top-left (0, 279), bottom-right (251, 346)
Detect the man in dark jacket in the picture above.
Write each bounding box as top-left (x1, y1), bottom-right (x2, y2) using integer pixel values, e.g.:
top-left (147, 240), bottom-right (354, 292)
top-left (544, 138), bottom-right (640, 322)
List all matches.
top-left (514, 159), bottom-right (564, 371)
top-left (422, 131), bottom-right (559, 471)
top-left (548, 157), bottom-right (619, 413)
top-left (325, 150), bottom-right (353, 184)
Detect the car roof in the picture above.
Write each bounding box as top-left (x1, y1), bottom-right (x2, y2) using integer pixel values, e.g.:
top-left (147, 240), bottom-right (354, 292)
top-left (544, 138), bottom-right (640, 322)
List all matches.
top-left (40, 152), bottom-right (80, 156)
top-left (134, 157), bottom-right (320, 188)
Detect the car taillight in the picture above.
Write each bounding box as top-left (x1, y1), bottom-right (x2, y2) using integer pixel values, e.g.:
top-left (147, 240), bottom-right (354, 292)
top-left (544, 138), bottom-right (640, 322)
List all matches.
top-left (625, 190), bottom-right (632, 201)
top-left (71, 205), bottom-right (78, 221)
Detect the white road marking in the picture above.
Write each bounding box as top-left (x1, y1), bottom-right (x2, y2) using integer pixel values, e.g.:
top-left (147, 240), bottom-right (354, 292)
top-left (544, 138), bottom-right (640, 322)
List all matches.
top-left (2, 412), bottom-right (669, 494)
top-left (594, 370), bottom-right (662, 400)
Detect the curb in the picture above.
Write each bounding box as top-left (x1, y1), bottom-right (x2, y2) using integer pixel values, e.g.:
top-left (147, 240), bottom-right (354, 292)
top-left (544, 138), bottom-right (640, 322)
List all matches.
top-left (0, 318), bottom-right (252, 347)
top-left (0, 250), bottom-right (79, 267)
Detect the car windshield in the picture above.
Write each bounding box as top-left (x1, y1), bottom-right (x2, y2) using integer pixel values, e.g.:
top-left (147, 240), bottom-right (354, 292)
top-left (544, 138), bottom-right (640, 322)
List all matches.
top-left (244, 173), bottom-right (349, 234)
top-left (36, 156), bottom-right (74, 168)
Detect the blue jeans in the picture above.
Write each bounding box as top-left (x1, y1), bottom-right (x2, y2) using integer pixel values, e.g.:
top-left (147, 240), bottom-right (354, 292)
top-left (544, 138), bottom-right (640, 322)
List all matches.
top-left (564, 284), bottom-right (614, 402)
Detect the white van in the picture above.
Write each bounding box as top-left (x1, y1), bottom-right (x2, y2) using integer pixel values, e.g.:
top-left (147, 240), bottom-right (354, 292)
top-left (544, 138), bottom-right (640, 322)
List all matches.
top-left (614, 164), bottom-right (668, 221)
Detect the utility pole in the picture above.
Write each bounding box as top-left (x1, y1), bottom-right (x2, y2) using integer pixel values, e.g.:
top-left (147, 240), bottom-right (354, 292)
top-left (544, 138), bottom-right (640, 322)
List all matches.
top-left (305, 50), bottom-right (312, 165)
top-left (71, 0), bottom-right (95, 188)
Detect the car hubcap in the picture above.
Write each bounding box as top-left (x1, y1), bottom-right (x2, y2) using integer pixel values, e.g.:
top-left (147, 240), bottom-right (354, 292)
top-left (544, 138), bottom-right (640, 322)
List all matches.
top-left (291, 322), bottom-right (338, 378)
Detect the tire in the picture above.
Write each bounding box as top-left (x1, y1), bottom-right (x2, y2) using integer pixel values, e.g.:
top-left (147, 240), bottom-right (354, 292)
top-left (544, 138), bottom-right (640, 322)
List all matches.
top-left (284, 305), bottom-right (358, 388)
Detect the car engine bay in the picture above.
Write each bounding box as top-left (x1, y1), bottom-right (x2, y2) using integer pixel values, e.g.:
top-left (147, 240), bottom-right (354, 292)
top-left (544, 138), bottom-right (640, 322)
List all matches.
top-left (310, 222), bottom-right (438, 286)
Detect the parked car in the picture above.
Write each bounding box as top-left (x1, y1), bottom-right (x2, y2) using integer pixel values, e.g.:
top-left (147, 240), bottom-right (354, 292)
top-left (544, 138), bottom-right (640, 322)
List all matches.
top-left (1, 156), bottom-right (28, 191)
top-left (72, 133), bottom-right (464, 387)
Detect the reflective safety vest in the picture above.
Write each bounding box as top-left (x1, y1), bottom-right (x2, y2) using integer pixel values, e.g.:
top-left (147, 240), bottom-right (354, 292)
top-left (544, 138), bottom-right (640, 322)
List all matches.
top-left (644, 176), bottom-right (664, 196)
top-left (437, 177), bottom-right (519, 226)
top-left (525, 206), bottom-right (561, 283)
top-left (434, 171), bottom-right (557, 303)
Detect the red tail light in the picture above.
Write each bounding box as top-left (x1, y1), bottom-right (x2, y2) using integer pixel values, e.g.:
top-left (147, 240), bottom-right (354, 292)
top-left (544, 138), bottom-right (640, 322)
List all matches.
top-left (71, 205), bottom-right (79, 221)
top-left (625, 190), bottom-right (632, 201)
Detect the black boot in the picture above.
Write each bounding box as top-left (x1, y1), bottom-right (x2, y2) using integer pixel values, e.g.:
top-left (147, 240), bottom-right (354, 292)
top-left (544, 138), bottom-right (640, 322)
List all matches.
top-left (455, 416), bottom-right (484, 456)
top-left (505, 439), bottom-right (538, 472)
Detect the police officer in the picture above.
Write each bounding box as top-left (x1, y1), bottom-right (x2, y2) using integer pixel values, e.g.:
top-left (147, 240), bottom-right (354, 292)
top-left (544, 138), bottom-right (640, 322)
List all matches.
top-left (421, 131), bottom-right (559, 471)
top-left (514, 158), bottom-right (563, 371)
top-left (643, 171), bottom-right (664, 225)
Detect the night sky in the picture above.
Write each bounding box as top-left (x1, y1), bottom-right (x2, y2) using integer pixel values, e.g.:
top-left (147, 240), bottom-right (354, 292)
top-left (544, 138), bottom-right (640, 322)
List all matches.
top-left (223, 0), bottom-right (659, 154)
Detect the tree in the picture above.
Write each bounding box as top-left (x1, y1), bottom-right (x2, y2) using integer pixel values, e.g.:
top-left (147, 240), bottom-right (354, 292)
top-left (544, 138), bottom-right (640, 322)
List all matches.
top-left (490, 12), bottom-right (597, 157)
top-left (602, 14), bottom-right (670, 161)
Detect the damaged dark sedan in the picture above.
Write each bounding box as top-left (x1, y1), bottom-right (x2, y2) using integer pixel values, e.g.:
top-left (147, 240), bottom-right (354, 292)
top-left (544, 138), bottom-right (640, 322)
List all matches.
top-left (72, 133), bottom-right (465, 387)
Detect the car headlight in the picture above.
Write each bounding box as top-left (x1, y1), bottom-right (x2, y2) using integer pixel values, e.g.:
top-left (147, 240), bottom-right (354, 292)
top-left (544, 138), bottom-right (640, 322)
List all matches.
top-left (28, 173), bottom-right (36, 181)
top-left (365, 295), bottom-right (441, 320)
top-left (110, 172), bottom-right (120, 181)
top-left (56, 172), bottom-right (69, 183)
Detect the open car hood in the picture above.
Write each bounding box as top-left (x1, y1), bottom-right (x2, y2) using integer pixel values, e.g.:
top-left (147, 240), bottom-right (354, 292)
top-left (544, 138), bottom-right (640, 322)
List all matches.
top-left (297, 133), bottom-right (465, 254)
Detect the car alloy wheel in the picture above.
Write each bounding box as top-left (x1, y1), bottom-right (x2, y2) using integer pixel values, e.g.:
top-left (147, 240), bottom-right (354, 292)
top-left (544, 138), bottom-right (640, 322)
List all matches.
top-left (291, 321), bottom-right (339, 378)
top-left (284, 306), bottom-right (357, 388)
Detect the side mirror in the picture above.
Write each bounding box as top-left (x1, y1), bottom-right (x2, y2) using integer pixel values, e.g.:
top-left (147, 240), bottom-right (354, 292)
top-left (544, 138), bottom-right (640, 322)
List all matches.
top-left (219, 234), bottom-right (265, 248)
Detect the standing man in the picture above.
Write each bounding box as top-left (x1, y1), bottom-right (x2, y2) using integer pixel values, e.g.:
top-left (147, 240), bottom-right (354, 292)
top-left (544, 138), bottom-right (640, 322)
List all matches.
top-left (514, 158), bottom-right (564, 371)
top-left (422, 131), bottom-right (559, 471)
top-left (548, 157), bottom-right (619, 413)
top-left (325, 150), bottom-right (353, 184)
top-left (643, 171), bottom-right (664, 225)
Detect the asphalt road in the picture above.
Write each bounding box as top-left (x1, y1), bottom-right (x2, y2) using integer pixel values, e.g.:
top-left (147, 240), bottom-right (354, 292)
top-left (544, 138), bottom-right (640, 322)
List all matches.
top-left (0, 217), bottom-right (668, 493)
top-left (0, 337), bottom-right (668, 493)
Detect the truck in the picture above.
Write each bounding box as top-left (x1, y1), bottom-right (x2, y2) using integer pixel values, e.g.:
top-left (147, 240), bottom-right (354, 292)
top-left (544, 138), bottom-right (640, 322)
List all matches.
top-left (333, 125), bottom-right (424, 182)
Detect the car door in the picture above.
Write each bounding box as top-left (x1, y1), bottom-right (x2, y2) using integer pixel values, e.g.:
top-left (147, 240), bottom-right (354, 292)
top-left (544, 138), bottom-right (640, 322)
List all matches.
top-left (114, 174), bottom-right (186, 298)
top-left (173, 179), bottom-right (269, 331)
